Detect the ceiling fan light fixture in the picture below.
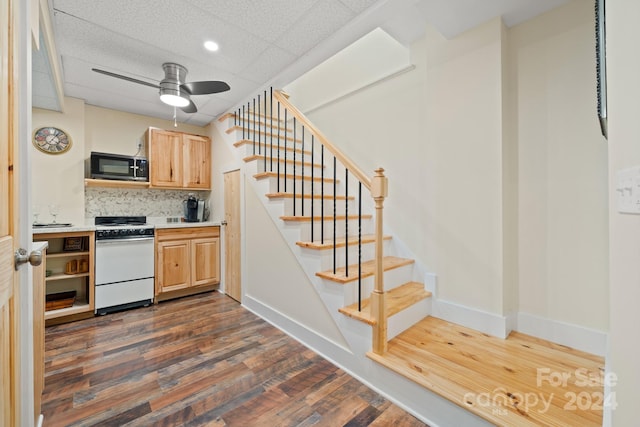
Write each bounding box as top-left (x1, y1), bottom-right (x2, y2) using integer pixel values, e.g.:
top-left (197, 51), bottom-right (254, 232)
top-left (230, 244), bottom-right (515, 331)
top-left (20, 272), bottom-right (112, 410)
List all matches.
top-left (160, 91), bottom-right (190, 107)
top-left (159, 63), bottom-right (190, 107)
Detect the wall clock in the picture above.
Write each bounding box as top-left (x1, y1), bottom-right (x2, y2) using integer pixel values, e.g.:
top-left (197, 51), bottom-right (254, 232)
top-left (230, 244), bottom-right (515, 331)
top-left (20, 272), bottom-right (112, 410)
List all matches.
top-left (33, 127), bottom-right (72, 154)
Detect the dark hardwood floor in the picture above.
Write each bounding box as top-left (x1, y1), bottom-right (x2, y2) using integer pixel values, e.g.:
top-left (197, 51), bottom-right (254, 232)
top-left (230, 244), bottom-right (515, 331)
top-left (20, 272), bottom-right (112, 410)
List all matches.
top-left (42, 291), bottom-right (428, 426)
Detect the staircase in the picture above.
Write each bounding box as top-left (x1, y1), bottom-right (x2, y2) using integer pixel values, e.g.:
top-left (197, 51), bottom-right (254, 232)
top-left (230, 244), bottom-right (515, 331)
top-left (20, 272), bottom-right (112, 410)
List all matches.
top-left (216, 89), bottom-right (606, 427)
top-left (219, 89), bottom-right (432, 355)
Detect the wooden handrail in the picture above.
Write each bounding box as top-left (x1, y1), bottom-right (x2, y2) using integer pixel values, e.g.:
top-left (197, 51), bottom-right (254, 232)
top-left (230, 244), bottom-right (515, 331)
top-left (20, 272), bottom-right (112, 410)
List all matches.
top-left (273, 90), bottom-right (372, 191)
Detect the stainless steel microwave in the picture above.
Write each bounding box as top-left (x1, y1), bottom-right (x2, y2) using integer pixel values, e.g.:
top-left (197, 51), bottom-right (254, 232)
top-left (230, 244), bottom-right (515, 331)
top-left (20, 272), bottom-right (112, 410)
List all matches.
top-left (90, 152), bottom-right (148, 181)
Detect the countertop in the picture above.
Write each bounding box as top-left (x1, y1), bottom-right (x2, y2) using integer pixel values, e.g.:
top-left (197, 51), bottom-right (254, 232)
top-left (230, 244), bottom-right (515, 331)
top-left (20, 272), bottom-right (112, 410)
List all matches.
top-left (32, 218), bottom-right (222, 234)
top-left (151, 221), bottom-right (222, 229)
top-left (32, 241), bottom-right (48, 251)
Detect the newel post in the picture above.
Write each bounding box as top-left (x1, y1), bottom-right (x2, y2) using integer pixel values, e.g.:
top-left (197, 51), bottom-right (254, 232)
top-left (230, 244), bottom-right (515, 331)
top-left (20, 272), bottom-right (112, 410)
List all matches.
top-left (370, 168), bottom-right (388, 354)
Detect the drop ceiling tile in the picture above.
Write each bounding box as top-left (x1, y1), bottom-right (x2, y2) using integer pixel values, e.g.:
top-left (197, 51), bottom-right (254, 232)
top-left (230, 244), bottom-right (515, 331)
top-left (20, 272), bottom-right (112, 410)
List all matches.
top-left (186, 0), bottom-right (319, 43)
top-left (274, 0), bottom-right (355, 56)
top-left (53, 0), bottom-right (268, 74)
top-left (239, 46), bottom-right (297, 85)
top-left (338, 0), bottom-right (380, 14)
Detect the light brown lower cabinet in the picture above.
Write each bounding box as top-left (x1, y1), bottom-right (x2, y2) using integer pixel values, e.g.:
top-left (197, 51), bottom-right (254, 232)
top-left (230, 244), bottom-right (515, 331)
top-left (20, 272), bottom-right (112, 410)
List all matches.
top-left (155, 226), bottom-right (220, 301)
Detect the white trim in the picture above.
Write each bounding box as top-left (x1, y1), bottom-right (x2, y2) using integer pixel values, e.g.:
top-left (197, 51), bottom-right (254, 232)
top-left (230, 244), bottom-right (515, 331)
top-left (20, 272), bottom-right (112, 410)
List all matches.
top-left (432, 298), bottom-right (510, 338)
top-left (516, 312), bottom-right (608, 356)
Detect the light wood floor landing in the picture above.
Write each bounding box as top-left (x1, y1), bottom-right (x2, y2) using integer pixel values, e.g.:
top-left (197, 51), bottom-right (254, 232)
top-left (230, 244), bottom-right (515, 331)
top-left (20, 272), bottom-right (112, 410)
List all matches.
top-left (368, 317), bottom-right (605, 427)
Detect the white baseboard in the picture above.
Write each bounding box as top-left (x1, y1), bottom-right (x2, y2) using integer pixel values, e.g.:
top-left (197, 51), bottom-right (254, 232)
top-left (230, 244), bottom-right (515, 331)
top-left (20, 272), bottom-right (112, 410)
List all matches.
top-left (432, 298), bottom-right (510, 338)
top-left (431, 300), bottom-right (607, 356)
top-left (516, 312), bottom-right (607, 357)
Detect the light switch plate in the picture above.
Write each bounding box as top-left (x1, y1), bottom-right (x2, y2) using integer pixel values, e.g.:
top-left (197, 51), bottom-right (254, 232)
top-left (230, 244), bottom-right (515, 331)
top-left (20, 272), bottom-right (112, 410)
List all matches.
top-left (616, 166), bottom-right (640, 213)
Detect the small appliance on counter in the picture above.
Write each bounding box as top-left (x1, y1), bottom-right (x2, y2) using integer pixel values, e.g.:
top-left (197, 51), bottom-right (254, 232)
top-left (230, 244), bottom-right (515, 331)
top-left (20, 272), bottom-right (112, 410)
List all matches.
top-left (183, 194), bottom-right (206, 222)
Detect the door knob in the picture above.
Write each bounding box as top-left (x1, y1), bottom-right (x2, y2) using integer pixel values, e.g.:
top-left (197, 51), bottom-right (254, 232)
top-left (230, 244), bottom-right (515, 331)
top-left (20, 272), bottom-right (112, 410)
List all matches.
top-left (15, 248), bottom-right (43, 270)
top-left (221, 220), bottom-right (228, 226)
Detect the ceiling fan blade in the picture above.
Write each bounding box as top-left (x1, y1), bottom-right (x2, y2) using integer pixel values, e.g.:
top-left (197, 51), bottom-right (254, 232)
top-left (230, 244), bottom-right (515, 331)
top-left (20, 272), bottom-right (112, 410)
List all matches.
top-left (92, 68), bottom-right (160, 89)
top-left (181, 81), bottom-right (230, 95)
top-left (181, 99), bottom-right (198, 114)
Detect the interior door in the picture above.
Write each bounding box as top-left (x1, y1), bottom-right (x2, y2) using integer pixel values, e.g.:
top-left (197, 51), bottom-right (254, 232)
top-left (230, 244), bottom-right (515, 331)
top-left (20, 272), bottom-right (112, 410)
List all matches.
top-left (224, 170), bottom-right (241, 302)
top-left (1, 0), bottom-right (31, 425)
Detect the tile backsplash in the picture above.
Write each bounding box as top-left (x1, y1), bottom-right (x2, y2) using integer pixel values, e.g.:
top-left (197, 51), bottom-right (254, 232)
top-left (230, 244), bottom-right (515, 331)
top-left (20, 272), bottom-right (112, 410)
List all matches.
top-left (85, 187), bottom-right (209, 218)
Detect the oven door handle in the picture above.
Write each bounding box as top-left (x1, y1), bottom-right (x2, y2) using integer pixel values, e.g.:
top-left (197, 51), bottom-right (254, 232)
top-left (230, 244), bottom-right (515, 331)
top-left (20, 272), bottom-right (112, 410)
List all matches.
top-left (96, 237), bottom-right (155, 245)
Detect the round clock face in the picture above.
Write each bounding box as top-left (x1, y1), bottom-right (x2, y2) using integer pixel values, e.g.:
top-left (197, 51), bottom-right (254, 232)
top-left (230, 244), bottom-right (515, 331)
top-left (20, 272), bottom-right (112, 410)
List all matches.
top-left (33, 127), bottom-right (72, 154)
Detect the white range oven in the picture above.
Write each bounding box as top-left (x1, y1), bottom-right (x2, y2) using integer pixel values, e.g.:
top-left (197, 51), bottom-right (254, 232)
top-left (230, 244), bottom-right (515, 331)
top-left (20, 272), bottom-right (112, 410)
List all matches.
top-left (94, 216), bottom-right (155, 315)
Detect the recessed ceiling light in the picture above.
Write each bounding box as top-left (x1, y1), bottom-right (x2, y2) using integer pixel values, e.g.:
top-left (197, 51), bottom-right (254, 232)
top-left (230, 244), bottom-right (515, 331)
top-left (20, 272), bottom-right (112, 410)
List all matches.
top-left (204, 41), bottom-right (219, 52)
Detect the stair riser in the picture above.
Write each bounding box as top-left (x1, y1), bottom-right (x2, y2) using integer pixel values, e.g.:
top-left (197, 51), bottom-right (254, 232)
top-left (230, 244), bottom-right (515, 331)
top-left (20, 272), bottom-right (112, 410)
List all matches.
top-left (295, 218), bottom-right (374, 241)
top-left (261, 176), bottom-right (340, 195)
top-left (231, 112), bottom-right (293, 124)
top-left (339, 263), bottom-right (417, 306)
top-left (247, 159), bottom-right (324, 177)
top-left (239, 143), bottom-right (333, 171)
top-left (387, 298), bottom-right (432, 340)
top-left (282, 198), bottom-right (356, 217)
top-left (303, 243), bottom-right (376, 271)
top-left (230, 129), bottom-right (301, 148)
top-left (227, 117), bottom-right (300, 135)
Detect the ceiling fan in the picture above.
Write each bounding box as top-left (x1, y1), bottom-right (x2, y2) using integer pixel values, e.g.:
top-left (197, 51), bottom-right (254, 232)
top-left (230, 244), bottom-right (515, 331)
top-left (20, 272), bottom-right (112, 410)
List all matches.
top-left (91, 62), bottom-right (230, 113)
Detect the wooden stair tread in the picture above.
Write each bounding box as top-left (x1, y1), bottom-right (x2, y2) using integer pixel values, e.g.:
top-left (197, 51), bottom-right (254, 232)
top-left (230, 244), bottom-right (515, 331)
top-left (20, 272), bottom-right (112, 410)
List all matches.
top-left (281, 214), bottom-right (372, 222)
top-left (266, 192), bottom-right (354, 201)
top-left (244, 155), bottom-right (324, 169)
top-left (296, 234), bottom-right (391, 250)
top-left (316, 256), bottom-right (414, 284)
top-left (366, 316), bottom-right (604, 427)
top-left (234, 140), bottom-right (312, 155)
top-left (254, 171), bottom-right (337, 183)
top-left (338, 282), bottom-right (431, 325)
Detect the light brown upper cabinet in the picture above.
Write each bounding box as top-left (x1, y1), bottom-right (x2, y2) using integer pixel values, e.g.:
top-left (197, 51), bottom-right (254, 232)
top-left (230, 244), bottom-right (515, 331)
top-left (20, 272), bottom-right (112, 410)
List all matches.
top-left (147, 128), bottom-right (211, 189)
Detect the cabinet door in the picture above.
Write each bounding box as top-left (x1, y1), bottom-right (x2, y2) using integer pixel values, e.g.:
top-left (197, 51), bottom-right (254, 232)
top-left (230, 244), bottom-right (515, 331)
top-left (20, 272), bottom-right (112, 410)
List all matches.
top-left (150, 129), bottom-right (183, 187)
top-left (157, 240), bottom-right (191, 292)
top-left (191, 237), bottom-right (220, 287)
top-left (183, 134), bottom-right (211, 189)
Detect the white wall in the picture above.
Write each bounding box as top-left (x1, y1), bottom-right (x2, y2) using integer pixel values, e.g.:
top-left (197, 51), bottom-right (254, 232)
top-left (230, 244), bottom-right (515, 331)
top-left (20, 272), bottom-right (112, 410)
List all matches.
top-left (425, 18), bottom-right (506, 314)
top-left (244, 180), bottom-right (350, 347)
top-left (31, 98), bottom-right (208, 224)
top-left (290, 19), bottom-right (507, 317)
top-left (606, 0), bottom-right (640, 424)
top-left (509, 1), bottom-right (608, 331)
top-left (32, 97), bottom-right (86, 225)
top-left (84, 104), bottom-right (205, 158)
top-left (284, 0), bottom-right (608, 343)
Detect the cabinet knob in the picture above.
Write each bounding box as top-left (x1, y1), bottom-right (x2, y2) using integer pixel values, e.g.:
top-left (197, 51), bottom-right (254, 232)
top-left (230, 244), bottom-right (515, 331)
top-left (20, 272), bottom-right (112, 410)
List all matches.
top-left (15, 248), bottom-right (43, 270)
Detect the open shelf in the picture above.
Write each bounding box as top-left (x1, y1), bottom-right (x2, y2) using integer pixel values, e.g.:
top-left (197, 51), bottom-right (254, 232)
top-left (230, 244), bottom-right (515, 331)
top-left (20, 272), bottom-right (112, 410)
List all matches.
top-left (44, 302), bottom-right (91, 320)
top-left (47, 251), bottom-right (90, 258)
top-left (46, 272), bottom-right (90, 282)
top-left (34, 230), bottom-right (95, 324)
